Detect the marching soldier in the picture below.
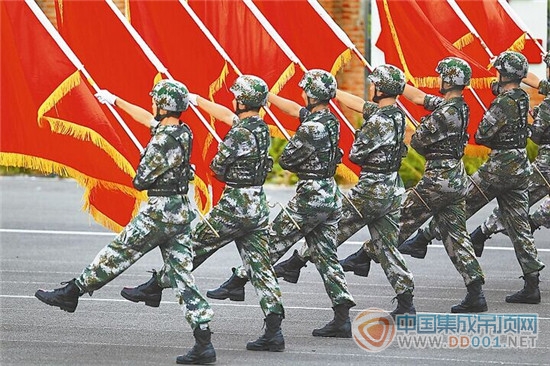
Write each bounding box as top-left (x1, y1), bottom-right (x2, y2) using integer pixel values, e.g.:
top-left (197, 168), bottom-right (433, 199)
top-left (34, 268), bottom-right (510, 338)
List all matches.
top-left (121, 75), bottom-right (286, 352)
top-left (470, 53), bottom-right (550, 255)
top-left (209, 66), bottom-right (417, 318)
top-left (400, 51), bottom-right (545, 304)
top-left (35, 80), bottom-right (216, 365)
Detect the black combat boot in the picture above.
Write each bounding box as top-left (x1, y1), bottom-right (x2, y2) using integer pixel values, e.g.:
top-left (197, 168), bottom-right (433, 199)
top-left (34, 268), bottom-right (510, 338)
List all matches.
top-left (339, 247), bottom-right (371, 277)
top-left (206, 268), bottom-right (248, 301)
top-left (176, 325), bottom-right (216, 364)
top-left (35, 279), bottom-right (83, 313)
top-left (312, 302), bottom-right (354, 338)
top-left (397, 230), bottom-right (430, 259)
top-left (246, 313), bottom-right (285, 352)
top-left (469, 226), bottom-right (490, 257)
top-left (273, 250), bottom-right (308, 284)
top-left (505, 272), bottom-right (541, 304)
top-left (390, 291), bottom-right (416, 319)
top-left (529, 217), bottom-right (540, 234)
top-left (120, 270), bottom-right (163, 307)
top-left (451, 280), bottom-right (488, 313)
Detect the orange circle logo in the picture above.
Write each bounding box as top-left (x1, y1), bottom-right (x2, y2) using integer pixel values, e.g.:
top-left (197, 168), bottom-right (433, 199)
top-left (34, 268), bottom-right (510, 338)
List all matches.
top-left (352, 308), bottom-right (396, 352)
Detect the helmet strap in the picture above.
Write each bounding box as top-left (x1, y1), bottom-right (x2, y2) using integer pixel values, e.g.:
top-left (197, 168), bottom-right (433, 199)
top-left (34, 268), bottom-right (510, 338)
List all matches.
top-left (305, 96), bottom-right (328, 112)
top-left (372, 88), bottom-right (393, 103)
top-left (439, 84), bottom-right (463, 95)
top-left (154, 111), bottom-right (181, 122)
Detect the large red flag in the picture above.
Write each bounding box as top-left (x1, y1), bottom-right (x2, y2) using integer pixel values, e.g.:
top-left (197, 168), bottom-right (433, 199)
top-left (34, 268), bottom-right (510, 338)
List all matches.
top-left (375, 0), bottom-right (495, 156)
top-left (1, 1), bottom-right (143, 232)
top-left (189, 0), bottom-right (359, 182)
top-left (126, 0), bottom-right (236, 208)
top-left (54, 0), bottom-right (215, 213)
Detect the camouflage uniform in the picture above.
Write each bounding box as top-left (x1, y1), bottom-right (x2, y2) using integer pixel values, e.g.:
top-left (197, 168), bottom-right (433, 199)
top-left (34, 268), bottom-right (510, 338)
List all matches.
top-left (422, 53), bottom-right (545, 276)
top-left (191, 114), bottom-right (284, 317)
top-left (76, 122), bottom-right (213, 328)
top-left (480, 84), bottom-right (550, 236)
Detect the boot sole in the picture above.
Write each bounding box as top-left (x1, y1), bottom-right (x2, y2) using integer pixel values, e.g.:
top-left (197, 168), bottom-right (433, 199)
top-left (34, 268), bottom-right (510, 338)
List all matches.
top-left (281, 275), bottom-right (299, 284)
top-left (35, 292), bottom-right (76, 313)
top-left (451, 305), bottom-right (488, 313)
top-left (312, 331), bottom-right (352, 338)
top-left (176, 355), bottom-right (216, 364)
top-left (206, 292), bottom-right (244, 302)
top-left (505, 298), bottom-right (541, 304)
top-left (246, 345), bottom-right (285, 352)
top-left (120, 291), bottom-right (160, 307)
top-left (399, 250), bottom-right (427, 259)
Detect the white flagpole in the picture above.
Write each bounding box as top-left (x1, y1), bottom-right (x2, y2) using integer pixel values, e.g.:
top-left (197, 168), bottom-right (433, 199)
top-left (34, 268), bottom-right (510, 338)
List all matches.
top-left (243, 0), bottom-right (356, 134)
top-left (25, 0), bottom-right (145, 153)
top-left (179, 0), bottom-right (292, 141)
top-left (306, 0), bottom-right (420, 126)
top-left (104, 0), bottom-right (222, 144)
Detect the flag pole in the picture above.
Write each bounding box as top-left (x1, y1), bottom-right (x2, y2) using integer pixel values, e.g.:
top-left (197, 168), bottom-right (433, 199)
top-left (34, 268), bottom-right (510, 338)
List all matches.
top-left (104, 0), bottom-right (222, 144)
top-left (178, 0), bottom-right (292, 141)
top-left (306, 0), bottom-right (420, 127)
top-left (243, 0), bottom-right (356, 134)
top-left (26, 0), bottom-right (145, 153)
top-left (497, 0), bottom-right (546, 54)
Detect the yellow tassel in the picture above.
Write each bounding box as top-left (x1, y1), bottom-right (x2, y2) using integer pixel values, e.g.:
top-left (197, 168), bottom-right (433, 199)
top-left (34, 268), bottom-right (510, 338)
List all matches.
top-left (336, 164), bottom-right (359, 185)
top-left (382, 0), bottom-right (416, 87)
top-left (192, 176), bottom-right (212, 215)
top-left (124, 0), bottom-right (131, 22)
top-left (470, 77), bottom-right (495, 89)
top-left (453, 32), bottom-right (474, 50)
top-left (270, 63), bottom-right (296, 95)
top-left (464, 144), bottom-right (490, 158)
top-left (414, 76), bottom-right (440, 89)
top-left (508, 34), bottom-right (526, 53)
top-left (330, 49), bottom-right (353, 75)
top-left (153, 73), bottom-right (163, 86)
top-left (37, 70), bottom-right (81, 127)
top-left (208, 62), bottom-right (229, 101)
top-left (43, 117), bottom-right (137, 177)
top-left (57, 0), bottom-right (64, 27)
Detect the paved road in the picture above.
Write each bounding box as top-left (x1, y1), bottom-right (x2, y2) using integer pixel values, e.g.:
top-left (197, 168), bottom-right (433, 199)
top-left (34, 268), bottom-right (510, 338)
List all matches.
top-left (1, 176), bottom-right (549, 365)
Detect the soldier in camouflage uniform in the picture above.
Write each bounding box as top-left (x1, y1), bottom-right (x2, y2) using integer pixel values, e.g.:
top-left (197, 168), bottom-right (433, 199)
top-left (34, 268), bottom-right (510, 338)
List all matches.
top-left (35, 80), bottom-right (216, 365)
top-left (272, 65), bottom-right (416, 317)
top-left (401, 51), bottom-right (545, 304)
top-left (469, 53), bottom-right (550, 256)
top-left (210, 69), bottom-right (357, 337)
top-left (121, 75), bottom-right (286, 352)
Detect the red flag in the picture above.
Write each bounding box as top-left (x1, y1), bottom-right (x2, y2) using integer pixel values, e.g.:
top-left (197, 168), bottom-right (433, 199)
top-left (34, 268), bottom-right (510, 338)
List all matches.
top-left (189, 0), bottom-right (359, 182)
top-left (375, 0), bottom-right (495, 156)
top-left (1, 1), bottom-right (143, 232)
top-left (54, 0), bottom-right (215, 213)
top-left (126, 0), bottom-right (236, 208)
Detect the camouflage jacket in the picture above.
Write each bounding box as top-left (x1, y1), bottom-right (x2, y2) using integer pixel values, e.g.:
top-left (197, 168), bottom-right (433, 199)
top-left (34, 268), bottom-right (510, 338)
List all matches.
top-left (133, 123), bottom-right (195, 225)
top-left (475, 88), bottom-right (532, 177)
top-left (279, 108), bottom-right (341, 180)
top-left (210, 115), bottom-right (272, 187)
top-left (350, 101), bottom-right (406, 177)
top-left (531, 95), bottom-right (550, 168)
top-left (411, 95), bottom-right (469, 167)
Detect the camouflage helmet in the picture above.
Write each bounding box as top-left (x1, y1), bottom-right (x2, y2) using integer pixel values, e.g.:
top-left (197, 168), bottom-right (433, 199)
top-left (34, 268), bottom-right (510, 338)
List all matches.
top-left (230, 75), bottom-right (269, 107)
top-left (368, 64), bottom-right (406, 95)
top-left (543, 52), bottom-right (550, 68)
top-left (436, 57), bottom-right (472, 86)
top-left (298, 69), bottom-right (337, 100)
top-left (493, 51), bottom-right (528, 79)
top-left (150, 79), bottom-right (189, 112)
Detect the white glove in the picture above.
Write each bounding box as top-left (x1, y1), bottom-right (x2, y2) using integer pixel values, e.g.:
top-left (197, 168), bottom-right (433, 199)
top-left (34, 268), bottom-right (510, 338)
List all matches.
top-left (188, 93), bottom-right (198, 106)
top-left (94, 89), bottom-right (117, 105)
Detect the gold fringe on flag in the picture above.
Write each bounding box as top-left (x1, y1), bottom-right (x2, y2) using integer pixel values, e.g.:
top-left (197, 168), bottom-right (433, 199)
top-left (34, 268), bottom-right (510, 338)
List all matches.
top-left (123, 0), bottom-right (131, 22)
top-left (0, 152), bottom-right (144, 232)
top-left (270, 63), bottom-right (296, 95)
top-left (37, 70), bottom-right (81, 127)
top-left (336, 164), bottom-right (359, 185)
top-left (56, 0), bottom-right (64, 27)
top-left (414, 76), bottom-right (441, 89)
top-left (470, 77), bottom-right (495, 89)
top-left (464, 144), bottom-right (490, 158)
top-left (382, 0), bottom-right (416, 87)
top-left (453, 32), bottom-right (475, 50)
top-left (330, 49), bottom-right (353, 76)
top-left (192, 175), bottom-right (212, 215)
top-left (208, 62), bottom-right (229, 101)
top-left (153, 72), bottom-right (164, 86)
top-left (43, 117), bottom-right (137, 177)
top-left (508, 34), bottom-right (526, 53)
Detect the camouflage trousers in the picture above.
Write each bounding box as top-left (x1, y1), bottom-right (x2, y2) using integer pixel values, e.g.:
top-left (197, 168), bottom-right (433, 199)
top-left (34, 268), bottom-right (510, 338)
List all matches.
top-left (75, 210), bottom-right (213, 329)
top-left (483, 152), bottom-right (550, 234)
top-left (423, 169), bottom-right (545, 275)
top-left (159, 187), bottom-right (284, 317)
top-left (294, 182), bottom-right (415, 295)
top-left (398, 163), bottom-right (484, 286)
